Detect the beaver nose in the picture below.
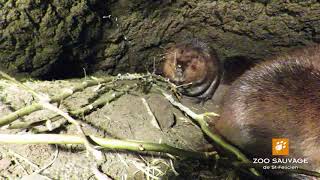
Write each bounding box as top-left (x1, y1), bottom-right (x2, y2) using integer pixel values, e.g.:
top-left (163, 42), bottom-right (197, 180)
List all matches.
top-left (176, 64), bottom-right (183, 77)
top-left (172, 65), bottom-right (184, 84)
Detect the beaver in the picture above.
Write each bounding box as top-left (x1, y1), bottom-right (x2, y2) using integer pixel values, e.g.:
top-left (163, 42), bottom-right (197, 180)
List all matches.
top-left (214, 45), bottom-right (320, 179)
top-left (162, 40), bottom-right (222, 101)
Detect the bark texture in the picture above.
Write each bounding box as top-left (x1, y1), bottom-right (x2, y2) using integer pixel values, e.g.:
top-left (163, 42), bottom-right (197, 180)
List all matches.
top-left (1, 0), bottom-right (320, 78)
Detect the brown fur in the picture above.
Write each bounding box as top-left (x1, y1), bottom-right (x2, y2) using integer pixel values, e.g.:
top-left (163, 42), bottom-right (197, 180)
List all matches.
top-left (162, 40), bottom-right (221, 101)
top-left (214, 45), bottom-right (320, 178)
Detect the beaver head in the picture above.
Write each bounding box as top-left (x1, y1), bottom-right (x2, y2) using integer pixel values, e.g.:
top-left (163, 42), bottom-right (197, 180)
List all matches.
top-left (162, 40), bottom-right (222, 101)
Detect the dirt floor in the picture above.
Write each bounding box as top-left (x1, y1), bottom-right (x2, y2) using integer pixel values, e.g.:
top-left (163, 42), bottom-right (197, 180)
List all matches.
top-left (0, 74), bottom-right (235, 180)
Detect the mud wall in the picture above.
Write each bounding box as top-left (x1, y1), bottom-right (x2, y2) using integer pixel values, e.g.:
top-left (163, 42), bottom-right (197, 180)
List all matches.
top-left (1, 0), bottom-right (319, 78)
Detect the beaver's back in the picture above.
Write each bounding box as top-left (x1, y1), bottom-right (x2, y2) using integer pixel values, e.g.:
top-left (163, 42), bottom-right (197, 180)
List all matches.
top-left (216, 45), bottom-right (320, 172)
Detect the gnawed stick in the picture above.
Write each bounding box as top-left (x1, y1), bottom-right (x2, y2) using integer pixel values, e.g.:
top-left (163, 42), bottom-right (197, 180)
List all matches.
top-left (0, 134), bottom-right (214, 160)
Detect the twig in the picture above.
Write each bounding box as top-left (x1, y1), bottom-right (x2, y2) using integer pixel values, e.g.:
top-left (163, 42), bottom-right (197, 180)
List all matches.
top-left (0, 71), bottom-right (102, 160)
top-left (7, 85), bottom-right (136, 131)
top-left (0, 134), bottom-right (213, 160)
top-left (141, 98), bottom-right (161, 130)
top-left (157, 87), bottom-right (260, 177)
top-left (131, 160), bottom-right (161, 180)
top-left (0, 71), bottom-right (41, 99)
top-left (92, 166), bottom-right (113, 180)
top-left (169, 159), bottom-right (179, 176)
top-left (117, 154), bottom-right (129, 168)
top-left (70, 84), bottom-right (137, 117)
top-left (35, 144), bottom-right (59, 174)
top-left (0, 77), bottom-right (111, 127)
top-left (0, 73), bottom-right (147, 127)
top-left (3, 147), bottom-right (52, 179)
top-left (41, 101), bottom-right (103, 160)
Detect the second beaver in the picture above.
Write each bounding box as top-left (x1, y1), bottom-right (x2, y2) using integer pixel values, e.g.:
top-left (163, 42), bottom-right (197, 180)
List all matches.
top-left (162, 40), bottom-right (222, 102)
top-left (214, 45), bottom-right (320, 179)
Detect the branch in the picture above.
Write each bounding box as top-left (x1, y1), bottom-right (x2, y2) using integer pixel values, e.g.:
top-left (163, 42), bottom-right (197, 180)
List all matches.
top-left (0, 134), bottom-right (214, 160)
top-left (0, 73), bottom-right (146, 127)
top-left (70, 84), bottom-right (137, 117)
top-left (158, 87), bottom-right (260, 177)
top-left (6, 85), bottom-right (137, 131)
top-left (0, 71), bottom-right (105, 159)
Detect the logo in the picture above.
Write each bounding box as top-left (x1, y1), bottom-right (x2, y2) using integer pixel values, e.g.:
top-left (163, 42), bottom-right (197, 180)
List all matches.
top-left (272, 138), bottom-right (289, 156)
